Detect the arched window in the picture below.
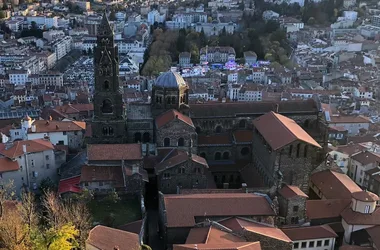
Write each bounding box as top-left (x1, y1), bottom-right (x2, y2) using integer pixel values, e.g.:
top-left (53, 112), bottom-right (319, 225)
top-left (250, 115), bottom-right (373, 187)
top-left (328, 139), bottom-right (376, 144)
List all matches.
top-left (288, 145), bottom-right (293, 157)
top-left (102, 127), bottom-right (108, 135)
top-left (180, 96), bottom-right (184, 103)
top-left (108, 127), bottom-right (114, 135)
top-left (164, 138), bottom-right (170, 147)
top-left (223, 152), bottom-right (230, 160)
top-left (155, 96), bottom-right (159, 103)
top-left (134, 132), bottom-right (141, 143)
top-left (215, 126), bottom-right (222, 133)
top-left (159, 97), bottom-right (162, 103)
top-left (215, 152), bottom-right (221, 160)
top-left (167, 97), bottom-right (171, 104)
top-left (200, 152), bottom-right (206, 159)
top-left (296, 143), bottom-right (301, 158)
top-left (171, 96), bottom-right (176, 104)
top-left (178, 167), bottom-right (185, 174)
top-left (239, 119), bottom-right (246, 128)
top-left (143, 132), bottom-right (150, 143)
top-left (178, 138), bottom-right (184, 146)
top-left (104, 80), bottom-right (110, 90)
top-left (304, 119), bottom-right (310, 128)
top-left (241, 147), bottom-right (249, 156)
top-left (304, 145), bottom-right (308, 158)
top-left (196, 127), bottom-right (201, 134)
top-left (101, 99), bottom-right (113, 114)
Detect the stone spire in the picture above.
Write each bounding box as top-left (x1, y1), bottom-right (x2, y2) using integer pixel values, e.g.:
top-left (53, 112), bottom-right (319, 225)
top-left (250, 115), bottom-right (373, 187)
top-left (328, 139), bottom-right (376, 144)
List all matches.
top-left (98, 11), bottom-right (113, 37)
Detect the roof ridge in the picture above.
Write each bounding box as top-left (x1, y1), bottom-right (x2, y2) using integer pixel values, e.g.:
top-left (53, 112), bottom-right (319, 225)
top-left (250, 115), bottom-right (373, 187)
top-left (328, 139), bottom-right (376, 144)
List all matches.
top-left (271, 111), bottom-right (298, 145)
top-left (204, 225), bottom-right (212, 244)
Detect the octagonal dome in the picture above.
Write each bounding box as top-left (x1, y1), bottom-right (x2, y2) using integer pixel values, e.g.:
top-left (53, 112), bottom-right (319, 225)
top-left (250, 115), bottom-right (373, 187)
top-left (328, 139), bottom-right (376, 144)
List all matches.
top-left (154, 71), bottom-right (187, 88)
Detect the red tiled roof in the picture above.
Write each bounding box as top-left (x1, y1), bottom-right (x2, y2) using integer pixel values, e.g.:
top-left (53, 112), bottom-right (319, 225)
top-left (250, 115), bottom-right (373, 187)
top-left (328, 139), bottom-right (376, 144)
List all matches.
top-left (233, 130), bottom-right (253, 143)
top-left (0, 157), bottom-right (19, 172)
top-left (220, 218), bottom-right (291, 243)
top-left (335, 144), bottom-right (367, 156)
top-left (55, 103), bottom-right (94, 114)
top-left (87, 144), bottom-right (142, 161)
top-left (366, 226), bottom-right (380, 249)
top-left (198, 134), bottom-right (232, 145)
top-left (310, 170), bottom-right (362, 199)
top-left (341, 205), bottom-right (380, 225)
top-left (86, 225), bottom-right (139, 250)
top-left (278, 184), bottom-right (308, 199)
top-left (186, 226), bottom-right (245, 244)
top-left (80, 165), bottom-right (124, 187)
top-left (58, 176), bottom-right (81, 194)
top-left (330, 115), bottom-right (370, 124)
top-left (282, 225), bottom-right (337, 241)
top-left (352, 191), bottom-right (379, 202)
top-left (174, 242), bottom-right (262, 250)
top-left (30, 120), bottom-right (86, 133)
top-left (351, 151), bottom-right (380, 166)
top-left (163, 193), bottom-right (275, 228)
top-left (0, 139), bottom-right (54, 159)
top-left (155, 109), bottom-right (194, 129)
top-left (306, 199), bottom-right (351, 220)
top-left (155, 151), bottom-right (208, 174)
top-left (253, 112), bottom-right (321, 150)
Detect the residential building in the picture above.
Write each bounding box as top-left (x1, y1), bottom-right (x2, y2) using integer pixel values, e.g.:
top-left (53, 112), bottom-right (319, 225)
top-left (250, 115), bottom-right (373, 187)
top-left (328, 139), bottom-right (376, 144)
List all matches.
top-left (8, 69), bottom-right (29, 85)
top-left (179, 52), bottom-right (191, 67)
top-left (199, 46), bottom-right (236, 64)
top-left (0, 139), bottom-right (65, 196)
top-left (244, 51), bottom-right (258, 65)
top-left (282, 225), bottom-right (337, 250)
top-left (194, 22), bottom-right (236, 36)
top-left (350, 151), bottom-right (380, 187)
top-left (37, 73), bottom-right (64, 86)
top-left (371, 15), bottom-right (380, 27)
top-left (328, 115), bottom-right (371, 136)
top-left (27, 120), bottom-right (86, 151)
top-left (278, 184), bottom-right (308, 225)
top-left (81, 144), bottom-right (148, 194)
top-left (363, 167), bottom-right (380, 197)
top-left (148, 10), bottom-right (165, 25)
top-left (262, 10), bottom-right (280, 21)
top-left (52, 36), bottom-right (72, 61)
top-left (43, 30), bottom-right (64, 42)
top-left (6, 19), bottom-right (23, 32)
top-left (26, 16), bottom-right (58, 29)
top-left (280, 17), bottom-right (304, 33)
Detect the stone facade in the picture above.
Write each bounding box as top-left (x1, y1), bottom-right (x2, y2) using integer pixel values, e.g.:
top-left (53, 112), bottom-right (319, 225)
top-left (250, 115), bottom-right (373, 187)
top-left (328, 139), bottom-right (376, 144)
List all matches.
top-left (242, 230), bottom-right (293, 250)
top-left (278, 195), bottom-right (307, 225)
top-left (156, 118), bottom-right (197, 154)
top-left (89, 14), bottom-right (127, 144)
top-left (126, 103), bottom-right (154, 143)
top-left (157, 156), bottom-right (208, 194)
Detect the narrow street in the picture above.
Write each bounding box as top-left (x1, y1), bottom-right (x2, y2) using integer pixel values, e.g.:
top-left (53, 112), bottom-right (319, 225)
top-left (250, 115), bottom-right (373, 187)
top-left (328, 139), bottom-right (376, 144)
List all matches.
top-left (147, 210), bottom-right (165, 250)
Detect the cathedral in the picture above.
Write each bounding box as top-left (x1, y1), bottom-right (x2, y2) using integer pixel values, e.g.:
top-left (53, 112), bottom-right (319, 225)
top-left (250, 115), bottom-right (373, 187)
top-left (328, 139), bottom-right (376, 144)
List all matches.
top-left (88, 13), bottom-right (328, 195)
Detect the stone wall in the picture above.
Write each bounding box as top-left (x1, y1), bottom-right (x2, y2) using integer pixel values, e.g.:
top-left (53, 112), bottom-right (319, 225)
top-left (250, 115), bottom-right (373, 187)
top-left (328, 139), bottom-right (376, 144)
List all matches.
top-left (157, 160), bottom-right (208, 194)
top-left (242, 229), bottom-right (293, 250)
top-left (156, 119), bottom-right (197, 154)
top-left (278, 196), bottom-right (307, 225)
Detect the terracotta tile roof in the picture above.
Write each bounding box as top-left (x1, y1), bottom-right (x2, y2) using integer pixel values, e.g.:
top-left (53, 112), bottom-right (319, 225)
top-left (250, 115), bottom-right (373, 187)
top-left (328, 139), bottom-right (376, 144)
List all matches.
top-left (335, 144), bottom-right (367, 156)
top-left (30, 120), bottom-right (86, 133)
top-left (58, 176), bottom-right (81, 194)
top-left (80, 165), bottom-right (124, 187)
top-left (174, 242), bottom-right (262, 250)
top-left (0, 139), bottom-right (54, 159)
top-left (55, 103), bottom-right (93, 114)
top-left (330, 115), bottom-right (370, 124)
top-left (155, 109), bottom-right (194, 129)
top-left (351, 151), bottom-right (380, 166)
top-left (124, 166), bottom-right (149, 182)
top-left (118, 220), bottom-right (142, 235)
top-left (282, 225), bottom-right (337, 241)
top-left (219, 218), bottom-right (291, 243)
top-left (86, 225), bottom-right (139, 250)
top-left (253, 112), bottom-right (321, 150)
top-left (306, 199), bottom-right (351, 219)
top-left (0, 157), bottom-right (19, 172)
top-left (186, 226), bottom-right (245, 244)
top-left (351, 191), bottom-right (379, 202)
top-left (155, 150), bottom-right (208, 174)
top-left (87, 144), bottom-right (142, 161)
top-left (339, 246), bottom-right (374, 250)
top-left (341, 205), bottom-right (380, 225)
top-left (366, 226), bottom-right (380, 249)
top-left (198, 134), bottom-right (232, 146)
top-left (233, 130), bottom-right (253, 143)
top-left (310, 170), bottom-right (362, 199)
top-left (163, 193), bottom-right (275, 228)
top-left (278, 184), bottom-right (308, 199)
top-left (190, 99), bottom-right (318, 118)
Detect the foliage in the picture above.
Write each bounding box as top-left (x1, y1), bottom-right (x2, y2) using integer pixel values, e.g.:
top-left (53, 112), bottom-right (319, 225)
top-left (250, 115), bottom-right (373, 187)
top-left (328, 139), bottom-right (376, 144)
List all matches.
top-left (104, 189), bottom-right (121, 204)
top-left (39, 177), bottom-right (57, 193)
top-left (33, 224), bottom-right (79, 250)
top-left (141, 244), bottom-right (153, 250)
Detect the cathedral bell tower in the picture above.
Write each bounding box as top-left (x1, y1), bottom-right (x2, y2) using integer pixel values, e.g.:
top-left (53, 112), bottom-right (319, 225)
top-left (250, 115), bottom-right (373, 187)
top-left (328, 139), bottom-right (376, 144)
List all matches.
top-left (89, 13), bottom-right (126, 144)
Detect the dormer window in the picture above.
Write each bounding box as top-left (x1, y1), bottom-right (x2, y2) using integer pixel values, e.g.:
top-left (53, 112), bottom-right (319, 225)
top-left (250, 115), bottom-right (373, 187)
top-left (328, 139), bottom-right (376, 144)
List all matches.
top-left (364, 205), bottom-right (370, 213)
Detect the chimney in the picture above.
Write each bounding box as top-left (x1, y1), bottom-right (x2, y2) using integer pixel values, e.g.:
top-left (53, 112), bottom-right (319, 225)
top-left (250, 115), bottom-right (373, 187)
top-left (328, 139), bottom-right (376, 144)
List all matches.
top-left (31, 125), bottom-right (36, 133)
top-left (275, 104), bottom-right (279, 113)
top-left (45, 120), bottom-right (49, 125)
top-left (22, 144), bottom-right (26, 153)
top-left (56, 125), bottom-right (59, 130)
top-left (113, 246), bottom-right (119, 250)
top-left (242, 183), bottom-right (247, 193)
top-left (5, 141), bottom-right (14, 150)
